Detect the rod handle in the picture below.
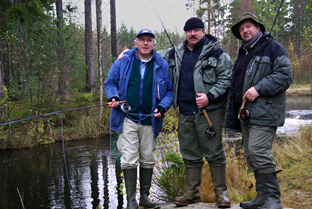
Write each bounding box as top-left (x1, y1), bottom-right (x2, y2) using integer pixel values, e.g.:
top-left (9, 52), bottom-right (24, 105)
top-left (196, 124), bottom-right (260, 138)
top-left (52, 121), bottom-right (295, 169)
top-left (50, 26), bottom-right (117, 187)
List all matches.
top-left (203, 109), bottom-right (213, 127)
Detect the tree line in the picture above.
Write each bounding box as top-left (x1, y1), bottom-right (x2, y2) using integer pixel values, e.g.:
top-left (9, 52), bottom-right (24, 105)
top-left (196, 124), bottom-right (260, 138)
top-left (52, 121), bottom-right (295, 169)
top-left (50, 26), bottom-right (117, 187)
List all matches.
top-left (0, 0), bottom-right (311, 123)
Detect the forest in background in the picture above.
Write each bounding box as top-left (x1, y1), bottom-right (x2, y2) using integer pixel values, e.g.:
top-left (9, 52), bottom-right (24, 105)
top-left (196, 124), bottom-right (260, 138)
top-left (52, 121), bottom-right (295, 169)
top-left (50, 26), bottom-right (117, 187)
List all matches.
top-left (0, 0), bottom-right (311, 148)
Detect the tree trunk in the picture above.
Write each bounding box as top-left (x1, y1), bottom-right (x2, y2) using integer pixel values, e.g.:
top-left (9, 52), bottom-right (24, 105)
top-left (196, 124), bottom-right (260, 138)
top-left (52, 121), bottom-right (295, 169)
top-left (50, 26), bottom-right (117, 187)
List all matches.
top-left (110, 0), bottom-right (117, 59)
top-left (96, 0), bottom-right (104, 116)
top-left (56, 0), bottom-right (68, 97)
top-left (85, 0), bottom-right (96, 92)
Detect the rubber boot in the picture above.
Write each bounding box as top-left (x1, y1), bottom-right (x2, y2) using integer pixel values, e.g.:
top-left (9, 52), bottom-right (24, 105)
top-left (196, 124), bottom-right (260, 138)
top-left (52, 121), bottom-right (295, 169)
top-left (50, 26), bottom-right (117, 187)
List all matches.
top-left (139, 167), bottom-right (160, 209)
top-left (210, 166), bottom-right (231, 208)
top-left (123, 168), bottom-right (139, 209)
top-left (173, 167), bottom-right (202, 206)
top-left (258, 172), bottom-right (283, 209)
top-left (240, 170), bottom-right (267, 209)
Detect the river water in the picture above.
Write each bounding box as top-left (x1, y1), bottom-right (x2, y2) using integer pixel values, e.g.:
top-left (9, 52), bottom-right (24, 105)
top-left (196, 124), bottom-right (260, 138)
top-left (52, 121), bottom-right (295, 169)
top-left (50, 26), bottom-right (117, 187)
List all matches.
top-left (0, 95), bottom-right (311, 209)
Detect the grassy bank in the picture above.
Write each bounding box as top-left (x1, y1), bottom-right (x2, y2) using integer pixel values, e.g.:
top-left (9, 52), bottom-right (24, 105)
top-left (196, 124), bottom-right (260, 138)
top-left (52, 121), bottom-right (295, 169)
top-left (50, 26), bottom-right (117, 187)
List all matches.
top-left (155, 121), bottom-right (312, 208)
top-left (0, 92), bottom-right (112, 149)
top-left (155, 89), bottom-right (311, 207)
top-left (287, 84), bottom-right (311, 96)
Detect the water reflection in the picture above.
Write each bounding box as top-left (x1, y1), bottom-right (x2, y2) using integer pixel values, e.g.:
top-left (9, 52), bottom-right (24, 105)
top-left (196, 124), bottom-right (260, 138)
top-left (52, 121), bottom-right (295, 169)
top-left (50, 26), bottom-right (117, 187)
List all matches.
top-left (0, 135), bottom-right (124, 209)
top-left (286, 95), bottom-right (312, 110)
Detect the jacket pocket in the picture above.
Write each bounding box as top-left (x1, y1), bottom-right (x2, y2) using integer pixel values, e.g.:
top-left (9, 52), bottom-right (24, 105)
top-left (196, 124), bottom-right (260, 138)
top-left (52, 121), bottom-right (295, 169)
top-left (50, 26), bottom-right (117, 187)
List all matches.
top-left (201, 59), bottom-right (217, 84)
top-left (156, 79), bottom-right (166, 101)
top-left (249, 97), bottom-right (273, 121)
top-left (110, 108), bottom-right (123, 128)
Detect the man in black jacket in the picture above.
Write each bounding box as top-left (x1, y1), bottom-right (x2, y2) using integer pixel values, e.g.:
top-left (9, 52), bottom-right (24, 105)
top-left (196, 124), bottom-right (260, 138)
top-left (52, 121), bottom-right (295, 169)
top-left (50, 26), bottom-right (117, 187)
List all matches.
top-left (226, 12), bottom-right (292, 209)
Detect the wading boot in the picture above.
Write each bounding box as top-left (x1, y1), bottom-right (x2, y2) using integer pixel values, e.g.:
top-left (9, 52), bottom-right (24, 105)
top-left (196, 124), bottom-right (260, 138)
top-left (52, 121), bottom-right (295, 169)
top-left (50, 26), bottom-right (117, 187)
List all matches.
top-left (240, 170), bottom-right (267, 209)
top-left (123, 168), bottom-right (139, 209)
top-left (173, 167), bottom-right (202, 206)
top-left (139, 167), bottom-right (160, 209)
top-left (258, 171), bottom-right (283, 209)
top-left (210, 166), bottom-right (231, 208)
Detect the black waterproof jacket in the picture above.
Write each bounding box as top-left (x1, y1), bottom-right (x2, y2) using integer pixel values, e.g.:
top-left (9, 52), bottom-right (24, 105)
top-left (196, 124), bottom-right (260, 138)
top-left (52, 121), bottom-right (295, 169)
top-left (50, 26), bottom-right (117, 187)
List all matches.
top-left (226, 33), bottom-right (292, 131)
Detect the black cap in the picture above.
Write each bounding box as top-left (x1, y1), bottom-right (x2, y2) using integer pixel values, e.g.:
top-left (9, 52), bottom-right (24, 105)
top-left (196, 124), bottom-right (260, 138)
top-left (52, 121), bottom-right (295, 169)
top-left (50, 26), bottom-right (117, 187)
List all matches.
top-left (183, 17), bottom-right (204, 31)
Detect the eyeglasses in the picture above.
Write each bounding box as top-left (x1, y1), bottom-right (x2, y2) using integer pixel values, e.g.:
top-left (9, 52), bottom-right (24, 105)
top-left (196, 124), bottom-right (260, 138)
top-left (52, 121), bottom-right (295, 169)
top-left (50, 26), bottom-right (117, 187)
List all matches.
top-left (185, 28), bottom-right (203, 34)
top-left (137, 38), bottom-right (154, 43)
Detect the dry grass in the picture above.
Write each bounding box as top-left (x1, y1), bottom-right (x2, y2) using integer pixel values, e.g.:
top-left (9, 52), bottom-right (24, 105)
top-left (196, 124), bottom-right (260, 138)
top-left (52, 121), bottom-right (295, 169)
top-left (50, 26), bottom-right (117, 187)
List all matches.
top-left (155, 124), bottom-right (312, 207)
top-left (200, 139), bottom-right (255, 203)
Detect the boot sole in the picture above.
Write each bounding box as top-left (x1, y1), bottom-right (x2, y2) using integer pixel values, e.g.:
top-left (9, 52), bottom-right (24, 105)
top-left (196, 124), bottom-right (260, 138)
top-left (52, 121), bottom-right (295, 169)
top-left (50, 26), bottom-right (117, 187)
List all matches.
top-left (217, 204), bottom-right (231, 208)
top-left (217, 201), bottom-right (231, 208)
top-left (174, 198), bottom-right (201, 206)
top-left (239, 201), bottom-right (266, 209)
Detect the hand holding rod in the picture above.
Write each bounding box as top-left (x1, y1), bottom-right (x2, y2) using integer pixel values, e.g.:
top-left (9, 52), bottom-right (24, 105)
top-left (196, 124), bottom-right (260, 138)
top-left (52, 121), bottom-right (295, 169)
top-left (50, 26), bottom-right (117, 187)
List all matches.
top-left (202, 109), bottom-right (213, 127)
top-left (105, 100), bottom-right (127, 106)
top-left (241, 99), bottom-right (247, 111)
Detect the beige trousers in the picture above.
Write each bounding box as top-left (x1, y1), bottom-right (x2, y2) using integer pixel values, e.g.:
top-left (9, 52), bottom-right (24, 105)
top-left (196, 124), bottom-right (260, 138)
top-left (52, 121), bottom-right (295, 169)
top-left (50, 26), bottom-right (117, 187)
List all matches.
top-left (117, 118), bottom-right (157, 169)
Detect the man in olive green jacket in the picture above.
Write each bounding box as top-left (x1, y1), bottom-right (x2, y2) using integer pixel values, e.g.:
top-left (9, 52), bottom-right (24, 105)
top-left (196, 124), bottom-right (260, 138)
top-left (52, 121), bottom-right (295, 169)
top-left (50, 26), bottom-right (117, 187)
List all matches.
top-left (158, 17), bottom-right (233, 208)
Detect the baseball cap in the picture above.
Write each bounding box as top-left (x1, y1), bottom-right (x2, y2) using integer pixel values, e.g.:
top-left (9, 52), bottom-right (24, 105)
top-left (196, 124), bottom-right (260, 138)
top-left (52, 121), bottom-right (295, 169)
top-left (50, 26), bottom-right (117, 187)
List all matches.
top-left (136, 29), bottom-right (155, 38)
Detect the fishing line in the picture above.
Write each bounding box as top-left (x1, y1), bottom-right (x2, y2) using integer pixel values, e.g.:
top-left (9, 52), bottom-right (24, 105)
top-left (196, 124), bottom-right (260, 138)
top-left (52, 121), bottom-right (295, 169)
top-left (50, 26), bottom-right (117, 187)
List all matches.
top-left (269, 0), bottom-right (284, 35)
top-left (120, 102), bottom-right (155, 122)
top-left (124, 112), bottom-right (154, 122)
top-left (57, 113), bottom-right (77, 208)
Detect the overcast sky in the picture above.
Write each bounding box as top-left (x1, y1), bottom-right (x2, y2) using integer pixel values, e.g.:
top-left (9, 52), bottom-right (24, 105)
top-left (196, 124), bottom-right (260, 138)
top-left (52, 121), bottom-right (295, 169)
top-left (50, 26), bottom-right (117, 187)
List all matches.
top-left (69, 0), bottom-right (195, 34)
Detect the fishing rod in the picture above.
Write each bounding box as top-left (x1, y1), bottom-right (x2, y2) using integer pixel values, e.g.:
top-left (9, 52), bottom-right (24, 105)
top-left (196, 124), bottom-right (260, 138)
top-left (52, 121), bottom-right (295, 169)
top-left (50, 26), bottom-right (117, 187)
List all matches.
top-left (239, 0), bottom-right (284, 120)
top-left (0, 100), bottom-right (127, 126)
top-left (148, 0), bottom-right (216, 137)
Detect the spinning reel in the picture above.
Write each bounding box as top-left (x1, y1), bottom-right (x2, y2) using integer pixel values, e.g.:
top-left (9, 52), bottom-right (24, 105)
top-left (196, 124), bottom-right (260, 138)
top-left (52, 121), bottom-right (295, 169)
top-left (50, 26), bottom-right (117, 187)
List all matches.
top-left (239, 99), bottom-right (250, 121)
top-left (121, 103), bottom-right (131, 113)
top-left (203, 110), bottom-right (216, 137)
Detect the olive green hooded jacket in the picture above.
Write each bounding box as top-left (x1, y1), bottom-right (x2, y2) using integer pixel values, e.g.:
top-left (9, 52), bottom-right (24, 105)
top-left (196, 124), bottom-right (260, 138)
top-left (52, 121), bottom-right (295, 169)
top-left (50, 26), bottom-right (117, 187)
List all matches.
top-left (158, 34), bottom-right (233, 112)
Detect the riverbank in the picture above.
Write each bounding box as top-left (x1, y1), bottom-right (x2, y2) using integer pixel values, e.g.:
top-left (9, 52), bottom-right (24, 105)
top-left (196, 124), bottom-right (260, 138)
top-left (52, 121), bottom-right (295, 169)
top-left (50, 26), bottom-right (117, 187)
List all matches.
top-left (286, 85), bottom-right (311, 96)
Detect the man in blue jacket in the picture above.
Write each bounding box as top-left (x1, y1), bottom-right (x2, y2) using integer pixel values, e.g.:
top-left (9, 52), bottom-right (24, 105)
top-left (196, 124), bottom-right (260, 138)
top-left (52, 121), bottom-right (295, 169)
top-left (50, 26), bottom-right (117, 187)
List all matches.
top-left (104, 29), bottom-right (173, 209)
top-left (226, 13), bottom-right (292, 209)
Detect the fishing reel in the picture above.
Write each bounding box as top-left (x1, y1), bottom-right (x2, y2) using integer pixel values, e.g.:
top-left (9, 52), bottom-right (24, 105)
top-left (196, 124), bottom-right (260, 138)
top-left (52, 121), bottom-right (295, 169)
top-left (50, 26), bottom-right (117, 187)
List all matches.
top-left (239, 99), bottom-right (250, 121)
top-left (120, 103), bottom-right (131, 113)
top-left (239, 108), bottom-right (250, 120)
top-left (205, 127), bottom-right (216, 137)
